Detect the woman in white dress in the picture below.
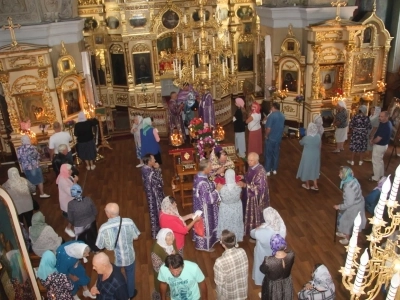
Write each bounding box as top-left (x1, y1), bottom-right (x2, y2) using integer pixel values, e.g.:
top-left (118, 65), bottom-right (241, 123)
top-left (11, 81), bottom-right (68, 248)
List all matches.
top-left (250, 207), bottom-right (286, 285)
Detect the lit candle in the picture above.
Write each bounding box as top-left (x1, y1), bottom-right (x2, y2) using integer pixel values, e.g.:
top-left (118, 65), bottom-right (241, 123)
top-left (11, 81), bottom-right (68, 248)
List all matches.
top-left (212, 36), bottom-right (215, 49)
top-left (177, 34), bottom-right (180, 50)
top-left (386, 273), bottom-right (400, 300)
top-left (343, 235), bottom-right (357, 275)
top-left (222, 61), bottom-right (225, 77)
top-left (208, 64), bottom-right (211, 79)
top-left (192, 65), bottom-right (195, 80)
top-left (184, 14), bottom-right (187, 24)
top-left (184, 38), bottom-right (187, 50)
top-left (231, 56), bottom-right (234, 74)
top-left (374, 176), bottom-right (391, 223)
top-left (352, 249), bottom-right (369, 294)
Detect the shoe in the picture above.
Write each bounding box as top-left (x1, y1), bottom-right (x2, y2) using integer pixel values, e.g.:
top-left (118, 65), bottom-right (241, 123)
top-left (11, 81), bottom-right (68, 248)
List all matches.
top-left (73, 295), bottom-right (81, 300)
top-left (363, 158), bottom-right (372, 162)
top-left (39, 193), bottom-right (50, 198)
top-left (272, 170), bottom-right (277, 175)
top-left (136, 163), bottom-right (144, 168)
top-left (332, 149), bottom-right (340, 153)
top-left (347, 160), bottom-right (354, 166)
top-left (259, 292), bottom-right (262, 298)
top-left (90, 165), bottom-right (96, 170)
top-left (336, 232), bottom-right (346, 238)
top-left (359, 161), bottom-right (363, 166)
top-left (266, 172), bottom-right (271, 176)
top-left (368, 177), bottom-right (378, 182)
top-left (302, 184), bottom-right (310, 190)
top-left (130, 289), bottom-right (138, 299)
top-left (310, 186), bottom-right (319, 191)
top-left (65, 227), bottom-right (76, 238)
top-left (83, 290), bottom-right (96, 299)
top-left (339, 238), bottom-right (349, 245)
top-left (86, 166), bottom-right (90, 170)
top-left (32, 192), bottom-right (36, 195)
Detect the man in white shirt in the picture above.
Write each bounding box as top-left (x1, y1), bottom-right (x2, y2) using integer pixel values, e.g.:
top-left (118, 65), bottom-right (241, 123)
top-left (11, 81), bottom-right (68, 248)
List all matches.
top-left (49, 121), bottom-right (72, 160)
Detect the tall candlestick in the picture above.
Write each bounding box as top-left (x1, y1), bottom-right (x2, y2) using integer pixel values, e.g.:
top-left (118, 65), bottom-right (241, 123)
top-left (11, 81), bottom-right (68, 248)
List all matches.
top-left (184, 38), bottom-right (187, 50)
top-left (177, 34), bottom-right (180, 50)
top-left (184, 14), bottom-right (187, 24)
top-left (192, 65), bottom-right (195, 81)
top-left (208, 64), bottom-right (211, 80)
top-left (192, 32), bottom-right (195, 40)
top-left (344, 235), bottom-right (357, 275)
top-left (374, 176), bottom-right (391, 222)
top-left (352, 249), bottom-right (369, 294)
top-left (231, 56), bottom-right (234, 74)
top-left (386, 273), bottom-right (400, 300)
top-left (222, 61), bottom-right (225, 77)
top-left (173, 59), bottom-right (176, 75)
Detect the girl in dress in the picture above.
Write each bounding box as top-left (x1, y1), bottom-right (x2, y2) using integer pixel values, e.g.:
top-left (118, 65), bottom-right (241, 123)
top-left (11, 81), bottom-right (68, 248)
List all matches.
top-left (246, 102), bottom-right (262, 155)
top-left (131, 115), bottom-right (143, 168)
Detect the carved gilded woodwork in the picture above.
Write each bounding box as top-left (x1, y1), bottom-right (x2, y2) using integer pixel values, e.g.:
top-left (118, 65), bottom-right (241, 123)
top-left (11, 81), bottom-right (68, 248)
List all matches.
top-left (56, 74), bottom-right (86, 120)
top-left (132, 43), bottom-right (150, 53)
top-left (38, 55), bottom-right (45, 67)
top-left (8, 55), bottom-right (37, 69)
top-left (137, 93), bottom-right (155, 106)
top-left (319, 47), bottom-right (345, 64)
top-left (38, 68), bottom-right (48, 79)
top-left (316, 30), bottom-right (343, 42)
top-left (311, 45), bottom-right (321, 100)
top-left (78, 0), bottom-right (98, 5)
top-left (0, 73), bottom-right (9, 83)
top-left (57, 42), bottom-right (77, 77)
top-left (110, 44), bottom-right (124, 54)
top-left (109, 94), bottom-right (114, 106)
top-left (283, 104), bottom-right (295, 113)
top-left (116, 93), bottom-right (129, 105)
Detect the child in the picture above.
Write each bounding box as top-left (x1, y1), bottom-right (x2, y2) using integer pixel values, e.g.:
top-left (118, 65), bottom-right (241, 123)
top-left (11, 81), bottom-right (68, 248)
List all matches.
top-left (131, 115), bottom-right (143, 167)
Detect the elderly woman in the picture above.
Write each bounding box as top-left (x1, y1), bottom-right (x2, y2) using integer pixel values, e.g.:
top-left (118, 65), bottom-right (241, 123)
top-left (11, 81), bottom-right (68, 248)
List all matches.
top-left (38, 250), bottom-right (74, 299)
top-left (251, 207), bottom-right (286, 286)
top-left (348, 105), bottom-right (372, 166)
top-left (16, 135), bottom-right (50, 198)
top-left (57, 164), bottom-right (79, 238)
top-left (159, 196), bottom-right (199, 253)
top-left (260, 234), bottom-right (295, 300)
top-left (217, 169), bottom-right (244, 242)
top-left (67, 184), bottom-right (99, 252)
top-left (131, 115), bottom-right (144, 168)
top-left (2, 167), bottom-right (36, 227)
top-left (56, 241), bottom-right (95, 299)
top-left (313, 114), bottom-right (325, 137)
top-left (30, 211), bottom-right (62, 257)
top-left (297, 123), bottom-right (321, 191)
top-left (209, 146), bottom-right (235, 182)
top-left (234, 97), bottom-right (247, 158)
top-left (334, 166), bottom-right (367, 245)
top-left (332, 100), bottom-right (348, 153)
top-left (151, 228), bottom-right (178, 299)
top-left (74, 111), bottom-right (98, 171)
top-left (246, 101), bottom-right (262, 155)
top-left (298, 263), bottom-right (335, 300)
top-left (141, 117), bottom-right (162, 164)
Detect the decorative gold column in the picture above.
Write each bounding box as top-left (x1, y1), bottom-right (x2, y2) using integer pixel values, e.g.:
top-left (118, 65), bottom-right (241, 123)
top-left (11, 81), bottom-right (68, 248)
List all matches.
top-left (343, 44), bottom-right (355, 97)
top-left (311, 45), bottom-right (321, 100)
top-left (0, 78), bottom-right (19, 133)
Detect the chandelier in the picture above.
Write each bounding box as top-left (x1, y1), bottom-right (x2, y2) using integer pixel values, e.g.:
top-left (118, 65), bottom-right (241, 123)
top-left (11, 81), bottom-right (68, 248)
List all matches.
top-left (340, 165), bottom-right (400, 299)
top-left (172, 0), bottom-right (236, 93)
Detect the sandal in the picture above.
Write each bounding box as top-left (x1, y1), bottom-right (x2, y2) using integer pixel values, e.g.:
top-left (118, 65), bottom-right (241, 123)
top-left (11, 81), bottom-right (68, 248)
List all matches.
top-left (302, 184), bottom-right (310, 190)
top-left (310, 186), bottom-right (319, 191)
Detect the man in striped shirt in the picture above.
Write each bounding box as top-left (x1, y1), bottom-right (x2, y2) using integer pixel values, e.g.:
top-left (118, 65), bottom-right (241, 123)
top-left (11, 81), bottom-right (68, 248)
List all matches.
top-left (96, 203), bottom-right (140, 299)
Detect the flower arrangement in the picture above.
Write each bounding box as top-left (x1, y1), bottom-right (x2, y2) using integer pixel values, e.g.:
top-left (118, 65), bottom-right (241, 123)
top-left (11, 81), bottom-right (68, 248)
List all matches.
top-left (189, 117), bottom-right (204, 139)
top-left (294, 94), bottom-right (305, 103)
top-left (197, 135), bottom-right (216, 159)
top-left (334, 88), bottom-right (344, 96)
top-left (64, 119), bottom-right (76, 129)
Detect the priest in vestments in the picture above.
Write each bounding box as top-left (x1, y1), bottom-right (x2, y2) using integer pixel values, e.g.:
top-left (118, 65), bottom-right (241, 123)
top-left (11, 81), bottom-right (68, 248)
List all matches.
top-left (239, 152), bottom-right (269, 234)
top-left (199, 90), bottom-right (216, 127)
top-left (192, 159), bottom-right (222, 252)
top-left (167, 91), bottom-right (185, 137)
top-left (141, 153), bottom-right (165, 239)
top-left (177, 83), bottom-right (199, 130)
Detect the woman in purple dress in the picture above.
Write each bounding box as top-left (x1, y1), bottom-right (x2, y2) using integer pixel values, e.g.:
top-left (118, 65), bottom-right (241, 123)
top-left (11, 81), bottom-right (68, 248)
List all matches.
top-left (348, 105), bottom-right (371, 166)
top-left (192, 159), bottom-right (222, 252)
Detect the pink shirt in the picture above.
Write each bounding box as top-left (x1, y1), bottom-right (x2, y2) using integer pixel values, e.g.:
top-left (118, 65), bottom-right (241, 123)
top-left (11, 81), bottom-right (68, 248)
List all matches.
top-left (159, 212), bottom-right (188, 250)
top-left (58, 176), bottom-right (74, 212)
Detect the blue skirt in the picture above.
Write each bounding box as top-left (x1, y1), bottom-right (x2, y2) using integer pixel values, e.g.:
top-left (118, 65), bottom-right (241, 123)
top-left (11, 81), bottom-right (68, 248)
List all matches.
top-left (24, 167), bottom-right (43, 185)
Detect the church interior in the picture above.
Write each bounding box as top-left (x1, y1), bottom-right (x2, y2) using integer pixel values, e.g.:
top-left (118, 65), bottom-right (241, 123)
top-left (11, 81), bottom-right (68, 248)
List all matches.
top-left (1, 0), bottom-right (400, 299)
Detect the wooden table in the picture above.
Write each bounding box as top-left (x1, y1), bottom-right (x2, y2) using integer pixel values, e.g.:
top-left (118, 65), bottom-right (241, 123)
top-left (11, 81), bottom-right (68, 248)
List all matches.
top-left (175, 164), bottom-right (198, 208)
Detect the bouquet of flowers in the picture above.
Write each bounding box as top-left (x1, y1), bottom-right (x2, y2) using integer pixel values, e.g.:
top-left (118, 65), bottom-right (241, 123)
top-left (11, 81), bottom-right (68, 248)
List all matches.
top-left (198, 127), bottom-right (212, 139)
top-left (189, 117), bottom-right (204, 139)
top-left (197, 135), bottom-right (216, 159)
top-left (294, 94), bottom-right (305, 103)
top-left (64, 119), bottom-right (76, 129)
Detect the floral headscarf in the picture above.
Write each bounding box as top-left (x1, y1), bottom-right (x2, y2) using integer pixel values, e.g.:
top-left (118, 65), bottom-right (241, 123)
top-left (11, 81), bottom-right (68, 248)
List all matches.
top-left (311, 264), bottom-right (335, 293)
top-left (270, 234), bottom-right (287, 256)
top-left (306, 122), bottom-right (318, 137)
top-left (161, 196), bottom-right (185, 225)
top-left (156, 228), bottom-right (175, 255)
top-left (262, 207), bottom-right (286, 237)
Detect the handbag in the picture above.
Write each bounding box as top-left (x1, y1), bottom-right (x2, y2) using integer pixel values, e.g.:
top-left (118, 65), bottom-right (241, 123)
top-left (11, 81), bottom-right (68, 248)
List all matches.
top-left (194, 218), bottom-right (205, 237)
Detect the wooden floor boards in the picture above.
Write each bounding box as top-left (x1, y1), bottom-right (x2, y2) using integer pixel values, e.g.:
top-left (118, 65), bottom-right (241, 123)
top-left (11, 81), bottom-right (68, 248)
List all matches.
top-left (3, 122), bottom-right (397, 299)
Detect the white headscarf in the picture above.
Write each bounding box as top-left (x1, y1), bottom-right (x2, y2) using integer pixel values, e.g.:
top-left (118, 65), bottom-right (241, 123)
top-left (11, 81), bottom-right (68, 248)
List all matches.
top-left (156, 228), bottom-right (175, 255)
top-left (4, 167), bottom-right (29, 194)
top-left (313, 115), bottom-right (324, 136)
top-left (136, 115), bottom-right (143, 130)
top-left (337, 100), bottom-right (346, 108)
top-left (261, 207), bottom-right (286, 237)
top-left (307, 122), bottom-right (318, 137)
top-left (77, 111), bottom-right (87, 122)
top-left (311, 264), bottom-right (335, 293)
top-left (65, 242), bottom-right (89, 259)
top-left (225, 169), bottom-right (236, 188)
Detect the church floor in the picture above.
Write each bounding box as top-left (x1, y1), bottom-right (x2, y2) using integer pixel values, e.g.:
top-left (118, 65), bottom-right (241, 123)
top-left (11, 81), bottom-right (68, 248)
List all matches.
top-left (3, 122), bottom-right (396, 299)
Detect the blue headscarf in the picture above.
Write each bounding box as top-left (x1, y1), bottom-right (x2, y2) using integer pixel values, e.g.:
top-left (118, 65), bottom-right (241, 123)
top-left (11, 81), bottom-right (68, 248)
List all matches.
top-left (340, 166), bottom-right (355, 189)
top-left (38, 250), bottom-right (57, 280)
top-left (142, 117), bottom-right (153, 136)
top-left (71, 183), bottom-right (83, 201)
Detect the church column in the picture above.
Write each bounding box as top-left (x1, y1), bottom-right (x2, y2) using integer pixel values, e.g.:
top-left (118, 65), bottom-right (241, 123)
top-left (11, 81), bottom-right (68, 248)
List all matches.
top-left (311, 45), bottom-right (321, 100)
top-left (343, 44), bottom-right (355, 98)
top-left (124, 42), bottom-right (134, 91)
top-left (0, 78), bottom-right (19, 133)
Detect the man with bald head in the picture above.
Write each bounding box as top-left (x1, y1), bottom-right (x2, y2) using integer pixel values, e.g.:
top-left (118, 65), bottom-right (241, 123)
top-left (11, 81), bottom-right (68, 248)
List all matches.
top-left (90, 252), bottom-right (129, 299)
top-left (238, 152), bottom-right (269, 234)
top-left (96, 203), bottom-right (140, 299)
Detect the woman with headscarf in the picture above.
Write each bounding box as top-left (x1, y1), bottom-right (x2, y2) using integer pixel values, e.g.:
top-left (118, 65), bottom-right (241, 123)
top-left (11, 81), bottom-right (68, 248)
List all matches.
top-left (246, 101), bottom-right (262, 155)
top-left (217, 169), bottom-right (244, 242)
top-left (251, 207), bottom-right (286, 286)
top-left (297, 123), bottom-right (322, 191)
top-left (260, 234), bottom-right (295, 300)
top-left (74, 111), bottom-right (99, 170)
top-left (30, 211), bottom-right (62, 257)
top-left (333, 166), bottom-right (367, 245)
top-left (313, 114), bottom-right (325, 137)
top-left (159, 196), bottom-right (199, 253)
top-left (67, 184), bottom-right (99, 252)
top-left (140, 117), bottom-right (162, 164)
top-left (56, 241), bottom-right (95, 299)
top-left (130, 115), bottom-right (144, 168)
top-left (2, 167), bottom-right (36, 227)
top-left (298, 263), bottom-right (335, 300)
top-left (16, 135), bottom-right (50, 198)
top-left (365, 176), bottom-right (387, 215)
top-left (38, 250), bottom-right (74, 299)
top-left (332, 100), bottom-right (348, 153)
top-left (209, 146), bottom-right (235, 182)
top-left (347, 105), bottom-right (372, 166)
top-left (234, 97), bottom-right (247, 158)
top-left (151, 228), bottom-right (178, 299)
top-left (57, 164), bottom-right (78, 238)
